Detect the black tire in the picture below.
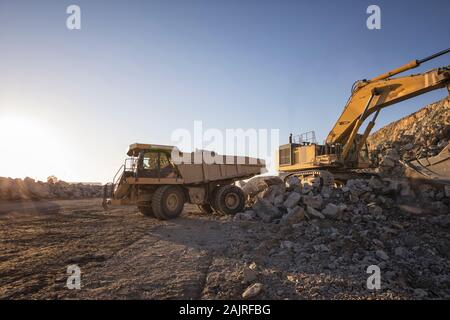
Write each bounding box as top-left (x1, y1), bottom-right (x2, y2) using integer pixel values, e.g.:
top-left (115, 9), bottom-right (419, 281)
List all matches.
top-left (151, 186), bottom-right (185, 220)
top-left (213, 185), bottom-right (245, 215)
top-left (138, 203), bottom-right (154, 217)
top-left (197, 204), bottom-right (214, 214)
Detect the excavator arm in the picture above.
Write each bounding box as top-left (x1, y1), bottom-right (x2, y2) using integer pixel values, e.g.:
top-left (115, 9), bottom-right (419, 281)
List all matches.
top-left (325, 49), bottom-right (450, 161)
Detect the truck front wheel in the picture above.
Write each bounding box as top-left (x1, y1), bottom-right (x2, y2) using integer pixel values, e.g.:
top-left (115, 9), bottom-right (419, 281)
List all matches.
top-left (213, 185), bottom-right (245, 215)
top-left (152, 186), bottom-right (185, 220)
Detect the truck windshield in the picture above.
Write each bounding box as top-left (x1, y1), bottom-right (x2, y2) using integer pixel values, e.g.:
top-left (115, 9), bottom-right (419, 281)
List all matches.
top-left (142, 152), bottom-right (172, 170)
top-left (143, 152), bottom-right (159, 170)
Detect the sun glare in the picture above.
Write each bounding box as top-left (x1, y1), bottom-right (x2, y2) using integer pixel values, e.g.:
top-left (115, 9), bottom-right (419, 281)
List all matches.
top-left (0, 114), bottom-right (69, 181)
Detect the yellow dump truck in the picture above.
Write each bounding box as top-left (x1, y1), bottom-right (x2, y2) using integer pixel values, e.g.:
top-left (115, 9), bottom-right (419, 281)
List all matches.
top-left (103, 143), bottom-right (266, 219)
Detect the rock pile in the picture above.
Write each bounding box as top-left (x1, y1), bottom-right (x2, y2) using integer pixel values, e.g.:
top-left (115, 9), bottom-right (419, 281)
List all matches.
top-left (233, 175), bottom-right (450, 299)
top-left (368, 98), bottom-right (449, 177)
top-left (0, 176), bottom-right (103, 201)
top-left (237, 173), bottom-right (449, 224)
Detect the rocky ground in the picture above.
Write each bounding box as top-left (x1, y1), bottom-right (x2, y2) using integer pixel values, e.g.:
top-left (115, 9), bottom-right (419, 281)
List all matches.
top-left (1, 175), bottom-right (449, 299)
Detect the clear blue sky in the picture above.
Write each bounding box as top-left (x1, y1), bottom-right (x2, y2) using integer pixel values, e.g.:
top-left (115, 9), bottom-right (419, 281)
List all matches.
top-left (0, 0), bottom-right (449, 182)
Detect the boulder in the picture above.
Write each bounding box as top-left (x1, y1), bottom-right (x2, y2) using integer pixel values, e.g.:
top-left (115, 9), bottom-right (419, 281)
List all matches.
top-left (376, 250), bottom-right (389, 261)
top-left (282, 192), bottom-right (301, 209)
top-left (286, 176), bottom-right (300, 188)
top-left (302, 195), bottom-right (323, 209)
top-left (252, 199), bottom-right (282, 223)
top-left (281, 206), bottom-right (306, 224)
top-left (321, 203), bottom-right (340, 218)
top-left (306, 206), bottom-right (325, 219)
top-left (242, 176), bottom-right (284, 199)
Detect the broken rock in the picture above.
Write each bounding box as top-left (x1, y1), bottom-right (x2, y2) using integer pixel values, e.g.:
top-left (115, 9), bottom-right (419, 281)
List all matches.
top-left (283, 192), bottom-right (301, 209)
top-left (252, 199), bottom-right (282, 223)
top-left (281, 206), bottom-right (306, 224)
top-left (376, 250), bottom-right (389, 261)
top-left (242, 283), bottom-right (263, 299)
top-left (302, 195), bottom-right (323, 209)
top-left (321, 203), bottom-right (340, 218)
top-left (242, 263), bottom-right (258, 283)
top-left (234, 210), bottom-right (257, 221)
top-left (307, 206), bottom-right (325, 219)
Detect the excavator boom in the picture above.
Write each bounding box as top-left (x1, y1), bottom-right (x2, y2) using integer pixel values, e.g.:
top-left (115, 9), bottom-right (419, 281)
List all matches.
top-left (327, 65), bottom-right (449, 147)
top-left (326, 49), bottom-right (450, 148)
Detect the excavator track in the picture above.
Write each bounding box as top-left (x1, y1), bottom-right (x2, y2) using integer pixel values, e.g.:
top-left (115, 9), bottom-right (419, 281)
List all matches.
top-left (281, 170), bottom-right (335, 188)
top-left (281, 169), bottom-right (380, 188)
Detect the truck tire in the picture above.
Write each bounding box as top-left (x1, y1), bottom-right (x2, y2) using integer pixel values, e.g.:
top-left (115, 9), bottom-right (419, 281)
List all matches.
top-left (213, 185), bottom-right (245, 215)
top-left (138, 204), bottom-right (154, 217)
top-left (197, 204), bottom-right (214, 214)
top-left (151, 186), bottom-right (185, 220)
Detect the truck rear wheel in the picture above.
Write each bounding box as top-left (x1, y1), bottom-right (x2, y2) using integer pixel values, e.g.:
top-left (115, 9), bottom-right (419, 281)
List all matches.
top-left (138, 204), bottom-right (154, 217)
top-left (152, 186), bottom-right (185, 220)
top-left (213, 185), bottom-right (245, 215)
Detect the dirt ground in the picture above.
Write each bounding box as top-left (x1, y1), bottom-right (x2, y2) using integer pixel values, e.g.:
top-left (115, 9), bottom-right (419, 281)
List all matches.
top-left (0, 198), bottom-right (448, 299)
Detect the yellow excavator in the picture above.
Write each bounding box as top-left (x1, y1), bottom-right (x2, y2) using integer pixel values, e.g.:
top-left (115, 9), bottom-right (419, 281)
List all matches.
top-left (277, 48), bottom-right (450, 184)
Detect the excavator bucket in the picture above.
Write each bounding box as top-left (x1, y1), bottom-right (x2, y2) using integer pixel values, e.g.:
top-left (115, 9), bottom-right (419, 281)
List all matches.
top-left (402, 142), bottom-right (450, 184)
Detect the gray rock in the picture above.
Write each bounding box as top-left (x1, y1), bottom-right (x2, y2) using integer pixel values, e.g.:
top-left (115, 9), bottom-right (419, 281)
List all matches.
top-left (283, 192), bottom-right (301, 209)
top-left (376, 250), bottom-right (389, 261)
top-left (286, 176), bottom-right (300, 188)
top-left (307, 206), bottom-right (325, 219)
top-left (321, 203), bottom-right (340, 217)
top-left (313, 244), bottom-right (329, 252)
top-left (242, 263), bottom-right (258, 283)
top-left (242, 176), bottom-right (285, 200)
top-left (394, 247), bottom-right (407, 257)
top-left (273, 194), bottom-right (284, 206)
top-left (302, 195), bottom-right (323, 209)
top-left (281, 206), bottom-right (306, 224)
top-left (413, 288), bottom-right (428, 298)
top-left (403, 143), bottom-right (414, 151)
top-left (368, 203), bottom-right (383, 215)
top-left (252, 199), bottom-right (282, 223)
top-left (234, 210), bottom-right (257, 221)
top-left (280, 240), bottom-right (295, 250)
top-left (242, 283), bottom-right (263, 299)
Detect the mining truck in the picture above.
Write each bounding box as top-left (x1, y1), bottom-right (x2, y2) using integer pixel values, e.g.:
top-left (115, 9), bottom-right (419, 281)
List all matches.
top-left (278, 48), bottom-right (450, 185)
top-left (103, 143), bottom-right (266, 219)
